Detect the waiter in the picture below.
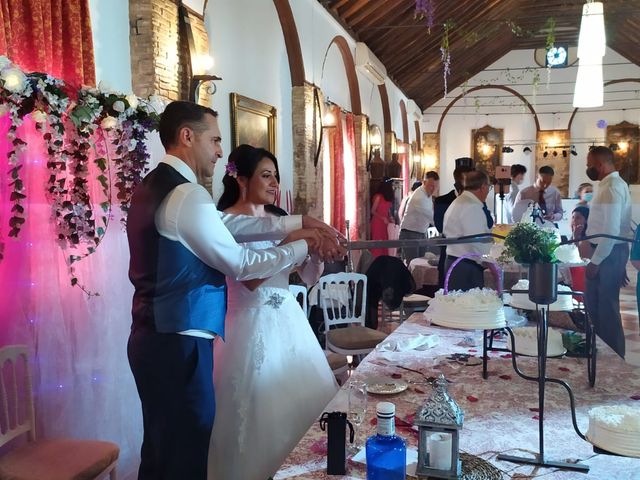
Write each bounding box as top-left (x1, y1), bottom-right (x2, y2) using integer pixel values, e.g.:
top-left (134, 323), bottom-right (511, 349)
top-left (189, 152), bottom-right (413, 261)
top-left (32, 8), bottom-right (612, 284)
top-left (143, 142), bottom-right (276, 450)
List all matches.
top-left (443, 170), bottom-right (493, 291)
top-left (585, 146), bottom-right (631, 358)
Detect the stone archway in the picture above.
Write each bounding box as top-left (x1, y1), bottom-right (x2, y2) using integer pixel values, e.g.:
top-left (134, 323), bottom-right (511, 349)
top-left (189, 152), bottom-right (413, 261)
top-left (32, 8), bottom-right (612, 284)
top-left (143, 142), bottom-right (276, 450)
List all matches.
top-left (436, 85), bottom-right (541, 134)
top-left (324, 35), bottom-right (362, 115)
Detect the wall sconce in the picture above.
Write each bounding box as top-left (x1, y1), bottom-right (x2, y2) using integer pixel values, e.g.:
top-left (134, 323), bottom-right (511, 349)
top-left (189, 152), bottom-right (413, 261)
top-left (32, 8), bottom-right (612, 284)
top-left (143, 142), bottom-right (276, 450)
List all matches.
top-left (570, 146), bottom-right (578, 156)
top-left (189, 74), bottom-right (221, 104)
top-left (367, 124), bottom-right (382, 171)
top-left (501, 146), bottom-right (514, 153)
top-left (323, 108), bottom-right (337, 128)
top-left (423, 153), bottom-right (437, 170)
top-left (369, 125), bottom-right (382, 150)
top-left (618, 141), bottom-right (629, 153)
top-left (179, 5), bottom-right (221, 104)
top-left (523, 146), bottom-right (532, 154)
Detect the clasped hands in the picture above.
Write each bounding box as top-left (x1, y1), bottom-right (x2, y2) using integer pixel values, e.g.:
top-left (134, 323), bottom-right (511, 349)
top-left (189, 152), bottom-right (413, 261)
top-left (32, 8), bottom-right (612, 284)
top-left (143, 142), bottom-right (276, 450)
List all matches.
top-left (293, 216), bottom-right (347, 262)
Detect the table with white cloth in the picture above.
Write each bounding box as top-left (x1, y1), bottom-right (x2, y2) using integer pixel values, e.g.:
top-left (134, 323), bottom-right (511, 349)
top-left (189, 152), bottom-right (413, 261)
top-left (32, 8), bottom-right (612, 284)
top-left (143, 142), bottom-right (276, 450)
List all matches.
top-left (408, 257), bottom-right (439, 288)
top-left (275, 314), bottom-right (640, 479)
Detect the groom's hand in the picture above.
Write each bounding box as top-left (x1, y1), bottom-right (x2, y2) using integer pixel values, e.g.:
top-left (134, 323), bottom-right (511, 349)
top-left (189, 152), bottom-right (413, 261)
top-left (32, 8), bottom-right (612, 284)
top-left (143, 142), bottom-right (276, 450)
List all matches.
top-left (302, 215), bottom-right (346, 243)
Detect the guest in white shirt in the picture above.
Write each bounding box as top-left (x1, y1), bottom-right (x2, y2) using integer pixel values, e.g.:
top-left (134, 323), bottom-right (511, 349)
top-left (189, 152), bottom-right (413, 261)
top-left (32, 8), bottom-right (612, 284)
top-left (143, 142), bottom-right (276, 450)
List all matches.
top-left (443, 170), bottom-right (494, 291)
top-left (584, 146), bottom-right (631, 358)
top-left (505, 164), bottom-right (526, 223)
top-left (513, 165), bottom-right (563, 223)
top-left (399, 171), bottom-right (439, 263)
top-left (398, 181), bottom-right (422, 221)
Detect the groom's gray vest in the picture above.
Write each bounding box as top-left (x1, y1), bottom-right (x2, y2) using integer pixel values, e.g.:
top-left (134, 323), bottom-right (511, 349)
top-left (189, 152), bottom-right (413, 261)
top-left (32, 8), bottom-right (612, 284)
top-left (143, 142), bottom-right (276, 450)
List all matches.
top-left (127, 163), bottom-right (226, 337)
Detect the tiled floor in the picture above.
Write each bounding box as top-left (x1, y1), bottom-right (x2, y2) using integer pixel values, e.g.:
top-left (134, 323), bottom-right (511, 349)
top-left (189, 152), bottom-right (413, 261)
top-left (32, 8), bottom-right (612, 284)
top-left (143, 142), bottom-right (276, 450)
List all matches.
top-left (380, 263), bottom-right (640, 366)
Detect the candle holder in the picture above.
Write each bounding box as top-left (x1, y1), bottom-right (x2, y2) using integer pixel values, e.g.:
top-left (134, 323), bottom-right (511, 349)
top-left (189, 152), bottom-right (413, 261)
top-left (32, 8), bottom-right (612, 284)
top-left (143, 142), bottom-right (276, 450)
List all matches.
top-left (414, 374), bottom-right (463, 479)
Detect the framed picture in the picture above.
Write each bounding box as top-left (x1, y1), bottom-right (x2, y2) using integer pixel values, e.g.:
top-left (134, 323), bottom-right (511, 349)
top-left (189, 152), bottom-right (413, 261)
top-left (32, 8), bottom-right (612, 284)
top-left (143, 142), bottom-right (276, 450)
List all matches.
top-left (230, 93), bottom-right (277, 153)
top-left (471, 125), bottom-right (503, 178)
top-left (607, 121), bottom-right (640, 184)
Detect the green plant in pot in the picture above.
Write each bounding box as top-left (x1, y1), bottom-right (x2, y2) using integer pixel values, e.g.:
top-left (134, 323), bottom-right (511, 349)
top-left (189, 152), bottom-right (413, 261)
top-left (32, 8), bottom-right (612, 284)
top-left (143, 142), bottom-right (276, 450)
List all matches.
top-left (503, 223), bottom-right (560, 304)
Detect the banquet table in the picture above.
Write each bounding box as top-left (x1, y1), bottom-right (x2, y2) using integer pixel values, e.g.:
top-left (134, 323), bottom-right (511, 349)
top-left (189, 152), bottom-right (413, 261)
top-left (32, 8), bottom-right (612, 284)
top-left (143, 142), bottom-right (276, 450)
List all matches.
top-left (408, 257), bottom-right (439, 288)
top-left (276, 314), bottom-right (640, 479)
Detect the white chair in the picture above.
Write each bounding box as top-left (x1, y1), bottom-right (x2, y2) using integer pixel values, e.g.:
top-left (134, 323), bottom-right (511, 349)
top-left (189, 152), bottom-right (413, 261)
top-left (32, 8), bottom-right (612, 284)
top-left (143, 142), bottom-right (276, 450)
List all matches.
top-left (0, 345), bottom-right (119, 480)
top-left (289, 284), bottom-right (308, 316)
top-left (319, 273), bottom-right (387, 359)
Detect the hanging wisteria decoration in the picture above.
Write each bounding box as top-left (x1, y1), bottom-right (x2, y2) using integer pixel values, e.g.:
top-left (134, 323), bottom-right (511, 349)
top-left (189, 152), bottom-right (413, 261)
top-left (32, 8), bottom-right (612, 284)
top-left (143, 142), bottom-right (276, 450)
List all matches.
top-left (440, 20), bottom-right (453, 98)
top-left (415, 0), bottom-right (436, 32)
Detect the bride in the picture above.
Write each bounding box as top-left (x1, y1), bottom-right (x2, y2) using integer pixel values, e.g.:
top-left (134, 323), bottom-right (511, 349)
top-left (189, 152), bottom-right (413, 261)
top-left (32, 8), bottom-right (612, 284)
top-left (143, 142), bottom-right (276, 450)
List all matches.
top-left (208, 144), bottom-right (338, 480)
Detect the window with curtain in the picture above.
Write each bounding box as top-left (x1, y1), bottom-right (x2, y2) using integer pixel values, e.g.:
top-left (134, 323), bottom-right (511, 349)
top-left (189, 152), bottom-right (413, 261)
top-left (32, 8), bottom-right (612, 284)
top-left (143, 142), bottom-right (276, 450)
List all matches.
top-left (0, 0), bottom-right (95, 86)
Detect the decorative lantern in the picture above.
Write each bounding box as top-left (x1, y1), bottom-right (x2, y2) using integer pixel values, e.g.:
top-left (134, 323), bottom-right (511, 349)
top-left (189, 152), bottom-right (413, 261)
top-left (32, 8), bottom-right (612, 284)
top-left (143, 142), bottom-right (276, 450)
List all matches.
top-left (414, 374), bottom-right (463, 479)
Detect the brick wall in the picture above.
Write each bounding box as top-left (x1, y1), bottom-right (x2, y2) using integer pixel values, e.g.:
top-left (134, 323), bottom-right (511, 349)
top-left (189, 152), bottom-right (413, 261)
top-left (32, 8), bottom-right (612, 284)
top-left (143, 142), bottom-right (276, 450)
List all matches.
top-left (291, 84), bottom-right (323, 219)
top-left (129, 0), bottom-right (211, 105)
top-left (353, 115), bottom-right (369, 240)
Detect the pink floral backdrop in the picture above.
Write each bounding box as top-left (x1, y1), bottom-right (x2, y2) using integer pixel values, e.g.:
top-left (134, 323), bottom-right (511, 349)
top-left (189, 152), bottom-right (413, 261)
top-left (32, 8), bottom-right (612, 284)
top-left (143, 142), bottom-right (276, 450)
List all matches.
top-left (0, 115), bottom-right (147, 479)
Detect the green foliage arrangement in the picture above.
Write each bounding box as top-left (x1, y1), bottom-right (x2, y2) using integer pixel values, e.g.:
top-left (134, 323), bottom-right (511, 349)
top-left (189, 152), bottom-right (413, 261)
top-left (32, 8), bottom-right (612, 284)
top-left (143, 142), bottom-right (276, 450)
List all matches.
top-left (503, 222), bottom-right (559, 264)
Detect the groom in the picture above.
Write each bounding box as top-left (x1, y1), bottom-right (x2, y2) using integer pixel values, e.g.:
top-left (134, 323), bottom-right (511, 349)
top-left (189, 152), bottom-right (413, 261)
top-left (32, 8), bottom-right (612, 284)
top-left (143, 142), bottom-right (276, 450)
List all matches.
top-left (126, 101), bottom-right (343, 479)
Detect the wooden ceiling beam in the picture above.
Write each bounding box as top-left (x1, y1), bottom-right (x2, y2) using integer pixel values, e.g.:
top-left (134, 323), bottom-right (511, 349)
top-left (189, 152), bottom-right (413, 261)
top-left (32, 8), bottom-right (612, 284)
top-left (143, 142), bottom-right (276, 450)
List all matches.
top-left (339, 0), bottom-right (373, 22)
top-left (351, 0), bottom-right (407, 30)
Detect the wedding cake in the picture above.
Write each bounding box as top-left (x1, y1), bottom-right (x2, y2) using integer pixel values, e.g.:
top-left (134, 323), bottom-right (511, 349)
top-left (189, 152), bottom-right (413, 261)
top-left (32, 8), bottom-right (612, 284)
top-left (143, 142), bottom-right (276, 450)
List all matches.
top-left (425, 288), bottom-right (506, 330)
top-left (587, 405), bottom-right (640, 457)
top-left (507, 326), bottom-right (565, 357)
top-left (508, 280), bottom-right (574, 311)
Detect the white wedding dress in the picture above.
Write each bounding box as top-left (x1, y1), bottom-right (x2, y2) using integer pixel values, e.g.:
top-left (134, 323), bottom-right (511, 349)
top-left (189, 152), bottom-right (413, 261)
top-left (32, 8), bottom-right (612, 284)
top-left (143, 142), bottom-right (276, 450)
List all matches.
top-left (208, 240), bottom-right (338, 480)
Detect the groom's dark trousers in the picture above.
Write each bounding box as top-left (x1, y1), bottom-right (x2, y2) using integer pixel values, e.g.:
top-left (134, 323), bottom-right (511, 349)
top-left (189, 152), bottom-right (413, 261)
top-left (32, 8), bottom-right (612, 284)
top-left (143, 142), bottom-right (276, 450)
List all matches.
top-left (128, 328), bottom-right (215, 480)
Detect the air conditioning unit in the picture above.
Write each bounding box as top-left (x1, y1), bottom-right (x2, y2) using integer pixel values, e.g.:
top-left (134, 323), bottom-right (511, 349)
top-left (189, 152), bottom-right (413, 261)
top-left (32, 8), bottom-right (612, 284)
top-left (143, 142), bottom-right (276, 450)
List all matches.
top-left (355, 42), bottom-right (387, 85)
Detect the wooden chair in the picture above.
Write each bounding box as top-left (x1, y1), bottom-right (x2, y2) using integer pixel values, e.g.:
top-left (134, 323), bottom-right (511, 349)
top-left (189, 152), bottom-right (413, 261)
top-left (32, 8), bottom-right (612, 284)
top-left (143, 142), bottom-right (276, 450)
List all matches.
top-left (319, 273), bottom-right (387, 359)
top-left (0, 345), bottom-right (119, 480)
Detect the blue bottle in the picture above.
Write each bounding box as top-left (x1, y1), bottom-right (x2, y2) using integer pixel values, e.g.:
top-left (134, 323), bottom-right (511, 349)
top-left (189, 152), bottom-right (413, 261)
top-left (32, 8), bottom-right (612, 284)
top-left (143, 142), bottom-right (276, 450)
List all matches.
top-left (366, 402), bottom-right (406, 480)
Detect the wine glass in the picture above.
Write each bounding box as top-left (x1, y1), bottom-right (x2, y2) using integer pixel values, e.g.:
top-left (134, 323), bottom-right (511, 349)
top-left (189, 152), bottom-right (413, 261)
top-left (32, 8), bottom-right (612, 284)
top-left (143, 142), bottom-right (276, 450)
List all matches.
top-left (347, 379), bottom-right (367, 455)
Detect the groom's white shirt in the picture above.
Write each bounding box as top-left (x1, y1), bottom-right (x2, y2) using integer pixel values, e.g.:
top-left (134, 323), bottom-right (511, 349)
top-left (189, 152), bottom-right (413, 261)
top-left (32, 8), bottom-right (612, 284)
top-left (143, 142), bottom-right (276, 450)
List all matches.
top-left (155, 155), bottom-right (308, 338)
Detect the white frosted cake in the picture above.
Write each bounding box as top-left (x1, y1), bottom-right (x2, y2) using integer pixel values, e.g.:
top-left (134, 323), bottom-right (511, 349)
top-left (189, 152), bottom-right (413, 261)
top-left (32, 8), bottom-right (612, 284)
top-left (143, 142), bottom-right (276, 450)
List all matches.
top-left (554, 244), bottom-right (585, 265)
top-left (508, 280), bottom-right (574, 311)
top-left (425, 288), bottom-right (506, 330)
top-left (507, 326), bottom-right (565, 357)
top-left (587, 405), bottom-right (640, 457)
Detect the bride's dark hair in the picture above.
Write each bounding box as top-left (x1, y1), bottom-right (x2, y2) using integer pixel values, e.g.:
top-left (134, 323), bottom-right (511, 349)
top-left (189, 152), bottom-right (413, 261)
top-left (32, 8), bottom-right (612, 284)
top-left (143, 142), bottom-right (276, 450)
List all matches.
top-left (217, 144), bottom-right (286, 216)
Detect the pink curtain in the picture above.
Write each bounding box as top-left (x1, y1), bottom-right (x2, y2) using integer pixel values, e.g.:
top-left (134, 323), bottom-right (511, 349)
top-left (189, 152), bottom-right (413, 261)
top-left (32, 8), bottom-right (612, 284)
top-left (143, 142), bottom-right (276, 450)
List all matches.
top-left (0, 115), bottom-right (141, 477)
top-left (330, 106), bottom-right (345, 235)
top-left (344, 112), bottom-right (358, 240)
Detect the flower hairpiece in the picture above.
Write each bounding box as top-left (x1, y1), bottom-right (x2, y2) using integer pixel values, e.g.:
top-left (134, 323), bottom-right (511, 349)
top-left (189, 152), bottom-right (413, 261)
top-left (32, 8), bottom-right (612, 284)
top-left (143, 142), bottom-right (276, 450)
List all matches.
top-left (225, 161), bottom-right (238, 178)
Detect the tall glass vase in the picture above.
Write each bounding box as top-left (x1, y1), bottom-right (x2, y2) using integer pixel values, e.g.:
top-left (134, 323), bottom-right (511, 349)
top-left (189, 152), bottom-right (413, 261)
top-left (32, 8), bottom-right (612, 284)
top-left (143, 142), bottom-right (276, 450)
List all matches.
top-left (528, 263), bottom-right (558, 304)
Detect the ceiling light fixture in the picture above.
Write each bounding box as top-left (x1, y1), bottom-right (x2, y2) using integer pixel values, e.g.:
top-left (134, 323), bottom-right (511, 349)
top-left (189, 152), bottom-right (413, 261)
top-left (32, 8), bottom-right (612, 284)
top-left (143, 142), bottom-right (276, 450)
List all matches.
top-left (573, 1), bottom-right (606, 108)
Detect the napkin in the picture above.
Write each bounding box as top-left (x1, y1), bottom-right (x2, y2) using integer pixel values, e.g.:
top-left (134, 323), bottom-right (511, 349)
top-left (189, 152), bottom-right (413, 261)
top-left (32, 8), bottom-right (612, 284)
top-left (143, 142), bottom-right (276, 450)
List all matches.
top-left (352, 446), bottom-right (419, 476)
top-left (376, 334), bottom-right (439, 352)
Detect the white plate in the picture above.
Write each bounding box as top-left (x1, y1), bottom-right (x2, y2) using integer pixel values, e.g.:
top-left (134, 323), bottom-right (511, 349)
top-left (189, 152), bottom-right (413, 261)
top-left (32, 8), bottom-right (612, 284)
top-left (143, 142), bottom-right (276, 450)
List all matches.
top-left (365, 376), bottom-right (408, 395)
